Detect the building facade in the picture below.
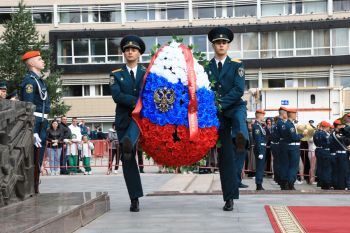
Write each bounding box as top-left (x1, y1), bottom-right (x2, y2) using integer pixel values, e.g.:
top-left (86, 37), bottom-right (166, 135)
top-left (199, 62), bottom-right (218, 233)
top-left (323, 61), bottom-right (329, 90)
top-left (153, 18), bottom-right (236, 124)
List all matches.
top-left (1, 0), bottom-right (350, 128)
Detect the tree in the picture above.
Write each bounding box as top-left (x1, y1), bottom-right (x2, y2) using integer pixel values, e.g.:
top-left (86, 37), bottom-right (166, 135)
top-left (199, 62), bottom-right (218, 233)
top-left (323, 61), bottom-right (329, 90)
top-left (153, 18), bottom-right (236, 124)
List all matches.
top-left (0, 0), bottom-right (70, 117)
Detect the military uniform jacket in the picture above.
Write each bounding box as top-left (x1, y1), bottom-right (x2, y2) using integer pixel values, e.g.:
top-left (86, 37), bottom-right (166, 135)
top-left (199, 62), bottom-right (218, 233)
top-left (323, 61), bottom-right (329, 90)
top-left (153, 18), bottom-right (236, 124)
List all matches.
top-left (20, 71), bottom-right (50, 114)
top-left (252, 121), bottom-right (267, 155)
top-left (206, 56), bottom-right (245, 115)
top-left (270, 123), bottom-right (280, 143)
top-left (110, 64), bottom-right (146, 131)
top-left (329, 131), bottom-right (347, 153)
top-left (313, 130), bottom-right (329, 149)
top-left (280, 120), bottom-right (303, 144)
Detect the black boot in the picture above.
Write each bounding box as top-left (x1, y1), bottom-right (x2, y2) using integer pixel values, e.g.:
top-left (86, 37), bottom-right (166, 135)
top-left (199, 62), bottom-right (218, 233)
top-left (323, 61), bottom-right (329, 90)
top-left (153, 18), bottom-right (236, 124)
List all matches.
top-left (256, 184), bottom-right (265, 191)
top-left (280, 181), bottom-right (289, 190)
top-left (130, 198), bottom-right (140, 212)
top-left (289, 183), bottom-right (296, 190)
top-left (223, 199), bottom-right (234, 211)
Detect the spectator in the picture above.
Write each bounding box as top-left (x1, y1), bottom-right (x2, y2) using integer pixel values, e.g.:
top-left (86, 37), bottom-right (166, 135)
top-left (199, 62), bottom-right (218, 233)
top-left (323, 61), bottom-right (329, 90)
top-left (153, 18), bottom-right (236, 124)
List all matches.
top-left (264, 118), bottom-right (273, 175)
top-left (0, 80), bottom-right (7, 99)
top-left (78, 135), bottom-right (94, 175)
top-left (108, 123), bottom-right (120, 174)
top-left (6, 90), bottom-right (19, 101)
top-left (68, 117), bottom-right (82, 173)
top-left (97, 127), bottom-right (106, 139)
top-left (79, 119), bottom-right (89, 136)
top-left (46, 120), bottom-right (63, 175)
top-left (59, 116), bottom-right (71, 175)
top-left (90, 126), bottom-right (98, 140)
top-left (65, 133), bottom-right (79, 174)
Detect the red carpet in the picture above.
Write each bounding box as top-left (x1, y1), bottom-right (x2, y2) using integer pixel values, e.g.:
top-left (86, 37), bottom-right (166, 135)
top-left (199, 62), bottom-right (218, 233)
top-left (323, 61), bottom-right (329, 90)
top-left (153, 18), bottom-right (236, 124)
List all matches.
top-left (265, 205), bottom-right (350, 233)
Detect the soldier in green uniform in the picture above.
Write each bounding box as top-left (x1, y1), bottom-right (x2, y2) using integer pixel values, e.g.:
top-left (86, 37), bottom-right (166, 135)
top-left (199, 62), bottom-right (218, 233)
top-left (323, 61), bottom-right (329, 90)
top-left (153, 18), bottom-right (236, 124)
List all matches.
top-left (206, 27), bottom-right (247, 211)
top-left (110, 35), bottom-right (146, 212)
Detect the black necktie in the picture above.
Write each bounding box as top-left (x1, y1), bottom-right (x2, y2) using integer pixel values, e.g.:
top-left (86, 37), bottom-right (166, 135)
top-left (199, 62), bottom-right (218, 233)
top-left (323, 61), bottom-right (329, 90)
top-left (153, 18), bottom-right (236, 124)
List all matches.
top-left (218, 61), bottom-right (222, 73)
top-left (130, 70), bottom-right (135, 80)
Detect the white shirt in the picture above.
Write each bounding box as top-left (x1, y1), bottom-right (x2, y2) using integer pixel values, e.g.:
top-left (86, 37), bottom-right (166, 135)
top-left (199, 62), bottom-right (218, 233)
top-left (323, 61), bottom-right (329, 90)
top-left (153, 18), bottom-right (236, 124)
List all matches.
top-left (126, 65), bottom-right (138, 78)
top-left (215, 56), bottom-right (227, 68)
top-left (68, 124), bottom-right (82, 142)
top-left (78, 142), bottom-right (94, 157)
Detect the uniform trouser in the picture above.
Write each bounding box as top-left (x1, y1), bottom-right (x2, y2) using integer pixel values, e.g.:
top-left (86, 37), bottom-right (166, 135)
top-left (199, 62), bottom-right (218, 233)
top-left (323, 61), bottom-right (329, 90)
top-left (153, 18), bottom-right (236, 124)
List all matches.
top-left (235, 149), bottom-right (246, 185)
top-left (33, 117), bottom-right (48, 168)
top-left (331, 155), bottom-right (338, 188)
top-left (218, 117), bottom-right (239, 201)
top-left (83, 157), bottom-right (91, 172)
top-left (287, 145), bottom-right (300, 185)
top-left (118, 120), bottom-right (143, 200)
top-left (254, 147), bottom-right (266, 185)
top-left (315, 148), bottom-right (323, 184)
top-left (347, 157), bottom-right (350, 190)
top-left (271, 143), bottom-right (280, 183)
top-left (336, 153), bottom-right (349, 190)
top-left (278, 141), bottom-right (289, 183)
top-left (319, 149), bottom-right (332, 186)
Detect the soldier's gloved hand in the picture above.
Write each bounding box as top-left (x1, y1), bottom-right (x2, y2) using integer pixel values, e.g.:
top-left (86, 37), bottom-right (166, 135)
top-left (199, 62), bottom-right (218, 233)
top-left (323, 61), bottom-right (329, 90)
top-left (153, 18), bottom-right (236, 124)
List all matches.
top-left (33, 133), bottom-right (42, 148)
top-left (258, 154), bottom-right (263, 159)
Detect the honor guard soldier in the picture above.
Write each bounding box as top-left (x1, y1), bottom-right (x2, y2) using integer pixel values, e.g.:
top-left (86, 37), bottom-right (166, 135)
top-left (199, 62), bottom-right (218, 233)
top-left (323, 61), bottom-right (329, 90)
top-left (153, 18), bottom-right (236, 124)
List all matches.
top-left (313, 121), bottom-right (332, 189)
top-left (276, 106), bottom-right (289, 190)
top-left (20, 51), bottom-right (50, 193)
top-left (206, 27), bottom-right (248, 211)
top-left (329, 117), bottom-right (347, 190)
top-left (110, 35), bottom-right (146, 212)
top-left (280, 109), bottom-right (306, 190)
top-left (252, 110), bottom-right (267, 190)
top-left (270, 116), bottom-right (281, 185)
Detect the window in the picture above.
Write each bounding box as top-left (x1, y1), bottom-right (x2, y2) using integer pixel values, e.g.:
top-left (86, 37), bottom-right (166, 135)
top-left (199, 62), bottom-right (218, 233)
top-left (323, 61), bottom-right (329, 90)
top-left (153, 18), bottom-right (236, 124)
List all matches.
top-left (261, 3), bottom-right (286, 16)
top-left (334, 0), bottom-right (350, 12)
top-left (91, 38), bottom-right (105, 63)
top-left (0, 12), bottom-right (11, 24)
top-left (73, 39), bottom-right (89, 63)
top-left (95, 85), bottom-right (102, 96)
top-left (167, 6), bottom-right (187, 20)
top-left (63, 85), bottom-right (82, 97)
top-left (278, 31), bottom-right (294, 57)
top-left (58, 40), bottom-right (73, 64)
top-left (235, 4), bottom-right (256, 17)
top-left (285, 79), bottom-right (294, 87)
top-left (126, 4), bottom-right (155, 21)
top-left (60, 7), bottom-right (80, 23)
top-left (260, 32), bottom-right (276, 58)
top-left (242, 33), bottom-right (259, 59)
top-left (33, 12), bottom-right (52, 24)
top-left (296, 30), bottom-right (311, 56)
top-left (192, 35), bottom-right (207, 53)
top-left (59, 5), bottom-right (121, 23)
top-left (268, 79), bottom-right (285, 88)
top-left (107, 38), bottom-right (122, 63)
top-left (304, 0), bottom-right (327, 14)
top-left (313, 29), bottom-right (330, 55)
top-left (245, 80), bottom-right (258, 90)
top-left (310, 94), bottom-right (316, 104)
top-left (102, 84), bottom-right (111, 96)
top-left (332, 28), bottom-right (349, 55)
top-left (83, 85), bottom-right (90, 96)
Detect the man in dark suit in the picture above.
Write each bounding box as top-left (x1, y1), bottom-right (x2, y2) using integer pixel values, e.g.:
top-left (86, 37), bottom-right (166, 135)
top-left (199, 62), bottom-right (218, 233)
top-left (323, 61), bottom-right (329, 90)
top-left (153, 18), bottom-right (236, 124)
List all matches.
top-left (206, 27), bottom-right (247, 211)
top-left (110, 35), bottom-right (146, 212)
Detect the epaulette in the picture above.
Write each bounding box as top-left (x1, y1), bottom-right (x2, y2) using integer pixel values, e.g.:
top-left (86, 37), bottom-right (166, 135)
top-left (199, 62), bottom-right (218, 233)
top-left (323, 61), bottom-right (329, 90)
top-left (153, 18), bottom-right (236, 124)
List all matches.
top-left (111, 68), bottom-right (122, 73)
top-left (231, 58), bottom-right (242, 63)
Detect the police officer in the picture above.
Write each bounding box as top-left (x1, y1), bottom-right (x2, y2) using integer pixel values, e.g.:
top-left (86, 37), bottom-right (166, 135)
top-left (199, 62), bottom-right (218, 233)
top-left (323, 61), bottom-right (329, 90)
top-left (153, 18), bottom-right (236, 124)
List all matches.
top-left (206, 27), bottom-right (247, 211)
top-left (313, 121), bottom-right (332, 189)
top-left (110, 35), bottom-right (146, 212)
top-left (20, 50), bottom-right (50, 193)
top-left (0, 80), bottom-right (7, 99)
top-left (252, 110), bottom-right (267, 190)
top-left (280, 109), bottom-right (306, 190)
top-left (276, 106), bottom-right (289, 190)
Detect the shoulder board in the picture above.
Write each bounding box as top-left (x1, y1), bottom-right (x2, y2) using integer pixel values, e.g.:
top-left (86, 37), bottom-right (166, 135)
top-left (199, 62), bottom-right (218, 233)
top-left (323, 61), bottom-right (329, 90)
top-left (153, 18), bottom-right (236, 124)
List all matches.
top-left (231, 58), bottom-right (242, 63)
top-left (111, 68), bottom-right (122, 73)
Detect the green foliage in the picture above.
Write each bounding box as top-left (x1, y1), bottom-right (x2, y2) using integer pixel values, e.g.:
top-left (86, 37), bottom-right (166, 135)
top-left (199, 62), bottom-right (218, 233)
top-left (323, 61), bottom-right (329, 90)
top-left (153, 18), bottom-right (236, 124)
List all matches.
top-left (0, 0), bottom-right (70, 117)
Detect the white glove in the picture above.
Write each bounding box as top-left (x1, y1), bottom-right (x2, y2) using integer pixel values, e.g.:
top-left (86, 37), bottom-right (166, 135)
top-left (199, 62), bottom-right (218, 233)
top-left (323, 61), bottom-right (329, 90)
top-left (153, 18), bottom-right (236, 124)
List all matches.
top-left (34, 133), bottom-right (42, 148)
top-left (258, 154), bottom-right (263, 160)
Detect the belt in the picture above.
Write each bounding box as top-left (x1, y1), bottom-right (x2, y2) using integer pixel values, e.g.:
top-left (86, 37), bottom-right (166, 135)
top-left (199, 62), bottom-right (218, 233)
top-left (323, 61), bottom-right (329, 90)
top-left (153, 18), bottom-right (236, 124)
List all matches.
top-left (271, 142), bottom-right (279, 145)
top-left (331, 153), bottom-right (336, 156)
top-left (34, 112), bottom-right (48, 119)
top-left (336, 151), bottom-right (347, 154)
top-left (260, 143), bottom-right (266, 146)
top-left (288, 142), bottom-right (300, 146)
top-left (316, 147), bottom-right (330, 150)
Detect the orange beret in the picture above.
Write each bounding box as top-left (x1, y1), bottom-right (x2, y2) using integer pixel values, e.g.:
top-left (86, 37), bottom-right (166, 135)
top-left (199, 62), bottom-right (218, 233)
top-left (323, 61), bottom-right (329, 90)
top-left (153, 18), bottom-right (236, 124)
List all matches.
top-left (320, 121), bottom-right (331, 128)
top-left (279, 106), bottom-right (288, 111)
top-left (22, 51), bottom-right (40, 61)
top-left (256, 109), bottom-right (265, 115)
top-left (347, 113), bottom-right (350, 117)
top-left (334, 119), bottom-right (342, 126)
top-left (287, 108), bottom-right (297, 113)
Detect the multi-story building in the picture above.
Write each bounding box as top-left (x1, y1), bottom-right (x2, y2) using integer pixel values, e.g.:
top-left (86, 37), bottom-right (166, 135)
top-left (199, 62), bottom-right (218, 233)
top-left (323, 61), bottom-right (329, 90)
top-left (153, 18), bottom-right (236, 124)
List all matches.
top-left (1, 0), bottom-right (350, 128)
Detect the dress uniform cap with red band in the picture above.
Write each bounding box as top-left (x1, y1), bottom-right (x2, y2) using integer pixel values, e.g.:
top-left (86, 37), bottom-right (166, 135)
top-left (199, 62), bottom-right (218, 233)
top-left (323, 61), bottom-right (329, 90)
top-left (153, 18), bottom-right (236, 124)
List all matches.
top-left (279, 106), bottom-right (288, 111)
top-left (287, 108), bottom-right (297, 113)
top-left (21, 51), bottom-right (41, 61)
top-left (255, 109), bottom-right (265, 115)
top-left (334, 119), bottom-right (342, 126)
top-left (320, 121), bottom-right (331, 128)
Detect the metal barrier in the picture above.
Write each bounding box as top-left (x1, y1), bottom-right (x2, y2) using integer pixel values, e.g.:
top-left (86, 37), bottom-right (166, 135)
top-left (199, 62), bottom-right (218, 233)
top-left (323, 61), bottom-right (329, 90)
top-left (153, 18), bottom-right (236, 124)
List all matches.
top-left (42, 140), bottom-right (320, 180)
